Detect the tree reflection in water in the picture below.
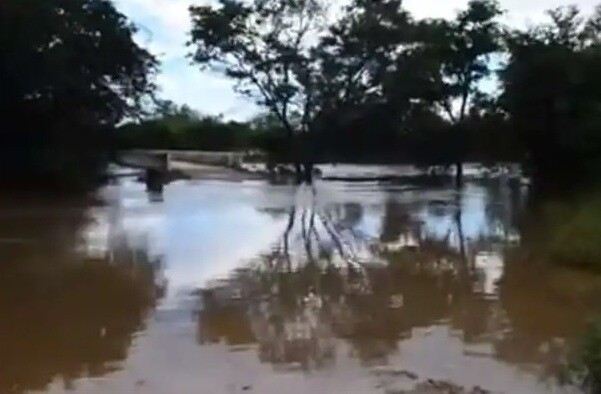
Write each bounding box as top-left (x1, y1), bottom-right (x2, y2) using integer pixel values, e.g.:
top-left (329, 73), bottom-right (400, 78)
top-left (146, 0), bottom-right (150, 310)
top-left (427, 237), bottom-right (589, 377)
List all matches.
top-left (0, 197), bottom-right (164, 393)
top-left (195, 182), bottom-right (600, 386)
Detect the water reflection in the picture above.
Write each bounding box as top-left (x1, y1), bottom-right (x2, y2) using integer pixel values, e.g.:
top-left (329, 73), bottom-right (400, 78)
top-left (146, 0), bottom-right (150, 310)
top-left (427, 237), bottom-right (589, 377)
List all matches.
top-left (0, 175), bottom-right (598, 393)
top-left (194, 181), bottom-right (597, 392)
top-left (0, 196), bottom-right (163, 394)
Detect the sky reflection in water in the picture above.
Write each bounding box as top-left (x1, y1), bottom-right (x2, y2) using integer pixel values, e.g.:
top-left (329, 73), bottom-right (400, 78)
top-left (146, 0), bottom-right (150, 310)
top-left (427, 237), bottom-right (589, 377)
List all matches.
top-left (0, 174), bottom-right (589, 393)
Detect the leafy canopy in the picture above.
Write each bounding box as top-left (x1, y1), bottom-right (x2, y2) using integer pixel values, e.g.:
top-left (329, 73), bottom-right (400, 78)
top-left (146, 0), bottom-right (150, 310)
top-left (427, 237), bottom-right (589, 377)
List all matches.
top-left (189, 0), bottom-right (327, 134)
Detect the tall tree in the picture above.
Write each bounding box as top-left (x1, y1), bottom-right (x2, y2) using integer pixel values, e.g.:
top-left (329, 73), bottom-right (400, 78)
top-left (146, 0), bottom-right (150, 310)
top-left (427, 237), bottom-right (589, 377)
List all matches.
top-left (188, 0), bottom-right (327, 182)
top-left (501, 5), bottom-right (601, 191)
top-left (310, 0), bottom-right (417, 161)
top-left (0, 0), bottom-right (158, 188)
top-left (415, 0), bottom-right (504, 186)
top-left (314, 0), bottom-right (413, 109)
top-left (315, 0), bottom-right (505, 173)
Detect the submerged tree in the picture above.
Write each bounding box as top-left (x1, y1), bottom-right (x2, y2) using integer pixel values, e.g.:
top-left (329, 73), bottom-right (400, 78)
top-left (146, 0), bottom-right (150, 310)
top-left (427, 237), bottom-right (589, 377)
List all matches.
top-left (189, 0), bottom-right (328, 182)
top-left (398, 0), bottom-right (505, 186)
top-left (309, 0), bottom-right (505, 173)
top-left (310, 0), bottom-right (419, 162)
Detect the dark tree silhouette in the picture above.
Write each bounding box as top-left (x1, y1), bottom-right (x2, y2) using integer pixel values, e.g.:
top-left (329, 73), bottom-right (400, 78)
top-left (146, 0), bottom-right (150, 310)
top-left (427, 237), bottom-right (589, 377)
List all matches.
top-left (0, 0), bottom-right (157, 189)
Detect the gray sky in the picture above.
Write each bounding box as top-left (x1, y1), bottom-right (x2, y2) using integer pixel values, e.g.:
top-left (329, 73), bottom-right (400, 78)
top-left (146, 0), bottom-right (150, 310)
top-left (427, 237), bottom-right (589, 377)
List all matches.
top-left (115, 0), bottom-right (600, 120)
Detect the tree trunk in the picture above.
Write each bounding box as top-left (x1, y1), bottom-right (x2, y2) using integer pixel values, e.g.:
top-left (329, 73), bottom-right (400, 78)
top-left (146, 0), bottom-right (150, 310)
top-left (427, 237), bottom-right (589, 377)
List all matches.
top-left (453, 121), bottom-right (464, 189)
top-left (455, 161), bottom-right (463, 189)
top-left (290, 163), bottom-right (314, 184)
top-left (294, 162), bottom-right (303, 184)
top-left (302, 162), bottom-right (314, 184)
top-left (295, 131), bottom-right (314, 184)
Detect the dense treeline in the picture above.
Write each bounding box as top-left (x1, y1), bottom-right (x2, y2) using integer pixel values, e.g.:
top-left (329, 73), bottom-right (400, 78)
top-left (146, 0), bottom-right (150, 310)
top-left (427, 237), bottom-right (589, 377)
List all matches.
top-left (117, 102), bottom-right (515, 166)
top-left (116, 102), bottom-right (264, 151)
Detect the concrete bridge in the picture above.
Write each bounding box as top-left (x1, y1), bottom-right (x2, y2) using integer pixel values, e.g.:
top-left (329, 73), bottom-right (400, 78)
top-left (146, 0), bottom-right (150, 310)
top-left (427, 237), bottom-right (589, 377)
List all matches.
top-left (117, 150), bottom-right (171, 171)
top-left (117, 150), bottom-right (251, 171)
top-left (116, 150), bottom-right (266, 182)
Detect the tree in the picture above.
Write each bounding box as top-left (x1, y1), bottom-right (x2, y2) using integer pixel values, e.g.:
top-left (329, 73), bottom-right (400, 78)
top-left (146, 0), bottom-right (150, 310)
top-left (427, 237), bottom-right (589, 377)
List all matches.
top-left (0, 0), bottom-right (158, 189)
top-left (309, 0), bottom-right (418, 162)
top-left (407, 0), bottom-right (505, 186)
top-left (501, 5), bottom-right (601, 191)
top-left (117, 109), bottom-right (263, 152)
top-left (312, 0), bottom-right (505, 174)
top-left (188, 0), bottom-right (327, 182)
top-left (313, 0), bottom-right (413, 110)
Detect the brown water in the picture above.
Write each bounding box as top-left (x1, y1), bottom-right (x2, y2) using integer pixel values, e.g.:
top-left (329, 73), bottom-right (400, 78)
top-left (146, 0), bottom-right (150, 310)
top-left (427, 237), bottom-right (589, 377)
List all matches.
top-left (0, 172), bottom-right (598, 394)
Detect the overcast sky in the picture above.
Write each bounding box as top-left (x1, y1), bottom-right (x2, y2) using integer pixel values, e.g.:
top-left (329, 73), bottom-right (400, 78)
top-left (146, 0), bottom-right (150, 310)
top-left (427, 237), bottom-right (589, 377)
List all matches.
top-left (115, 0), bottom-right (599, 120)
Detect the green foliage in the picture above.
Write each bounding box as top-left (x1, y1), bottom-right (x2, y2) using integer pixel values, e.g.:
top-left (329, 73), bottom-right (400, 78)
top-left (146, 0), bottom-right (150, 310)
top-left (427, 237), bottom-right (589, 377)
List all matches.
top-left (297, 0), bottom-right (508, 166)
top-left (0, 0), bottom-right (157, 189)
top-left (0, 0), bottom-right (157, 122)
top-left (501, 5), bottom-right (601, 189)
top-left (526, 195), bottom-right (601, 271)
top-left (189, 0), bottom-right (330, 180)
top-left (315, 0), bottom-right (413, 108)
top-left (392, 0), bottom-right (505, 124)
top-left (569, 317), bottom-right (601, 393)
top-left (8, 0), bottom-right (601, 190)
top-left (117, 105), bottom-right (280, 153)
top-left (184, 0), bottom-right (519, 168)
top-left (189, 0), bottom-right (326, 135)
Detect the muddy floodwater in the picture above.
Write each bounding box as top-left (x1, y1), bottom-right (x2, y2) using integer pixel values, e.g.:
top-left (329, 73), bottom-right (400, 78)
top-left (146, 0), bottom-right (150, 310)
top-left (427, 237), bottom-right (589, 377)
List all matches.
top-left (1, 167), bottom-right (599, 394)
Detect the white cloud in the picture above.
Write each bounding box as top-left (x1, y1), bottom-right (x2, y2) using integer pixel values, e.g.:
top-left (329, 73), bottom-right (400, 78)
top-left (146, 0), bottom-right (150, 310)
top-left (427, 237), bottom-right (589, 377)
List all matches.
top-left (115, 0), bottom-right (194, 60)
top-left (115, 0), bottom-right (260, 119)
top-left (157, 65), bottom-right (260, 118)
top-left (404, 0), bottom-right (599, 26)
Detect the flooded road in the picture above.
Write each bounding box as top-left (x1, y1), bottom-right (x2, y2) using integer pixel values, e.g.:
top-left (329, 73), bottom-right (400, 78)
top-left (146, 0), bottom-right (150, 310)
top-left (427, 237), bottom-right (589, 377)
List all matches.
top-left (0, 171), bottom-right (598, 394)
